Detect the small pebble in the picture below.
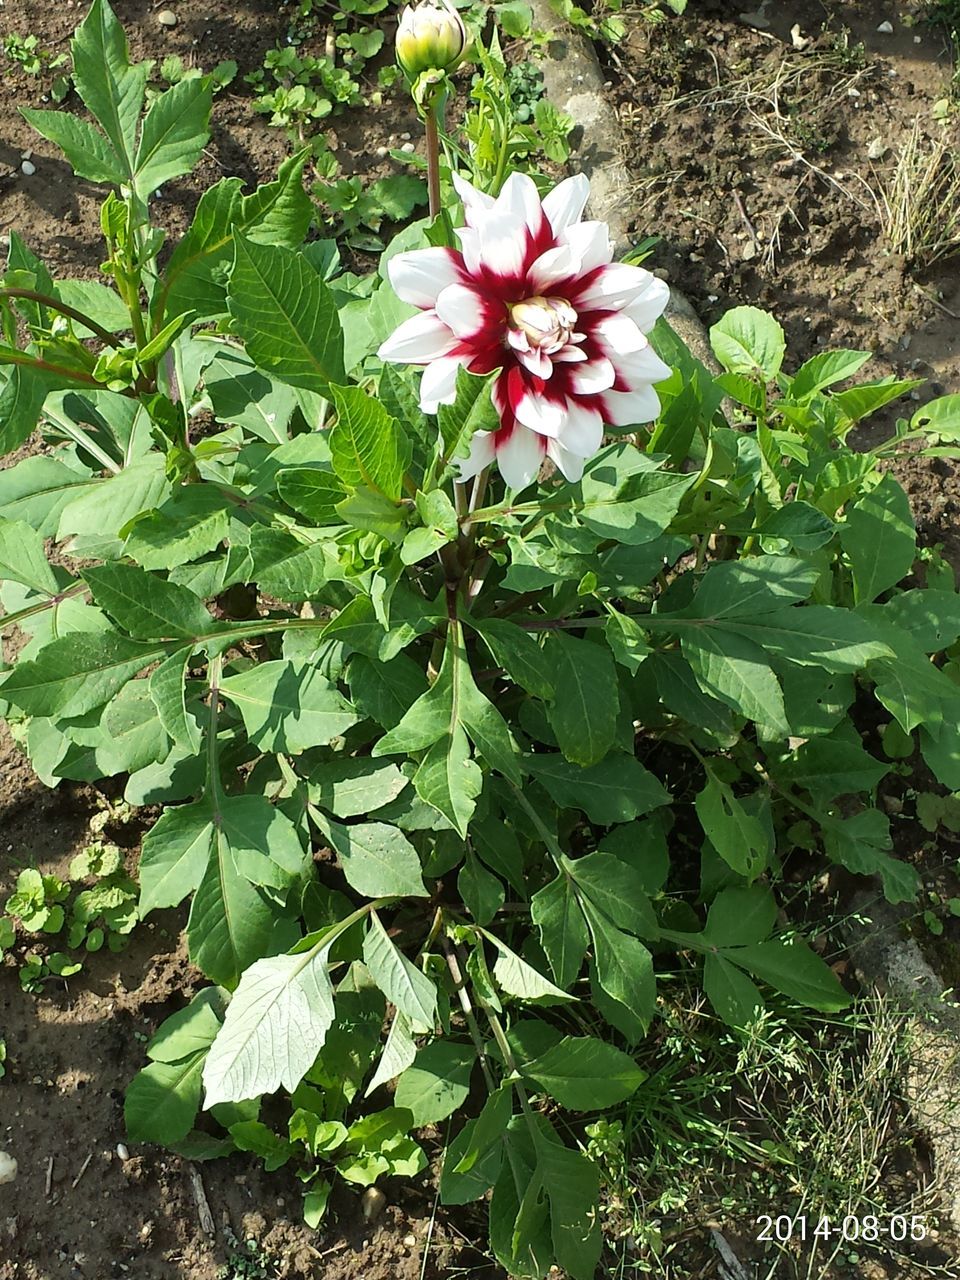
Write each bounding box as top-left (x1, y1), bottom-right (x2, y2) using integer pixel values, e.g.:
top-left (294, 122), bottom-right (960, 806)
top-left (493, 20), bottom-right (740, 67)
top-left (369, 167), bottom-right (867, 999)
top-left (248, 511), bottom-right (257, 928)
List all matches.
top-left (0, 1153), bottom-right (17, 1185)
top-left (877, 20), bottom-right (893, 34)
top-left (790, 23), bottom-right (810, 51)
top-left (157, 8), bottom-right (178, 26)
top-left (399, 131), bottom-right (411, 141)
top-left (403, 1234), bottom-right (417, 1248)
top-left (20, 160), bottom-right (36, 176)
top-left (401, 142), bottom-right (415, 153)
top-left (866, 136), bottom-right (887, 160)
top-left (375, 145), bottom-right (388, 158)
top-left (116, 1144), bottom-right (130, 1161)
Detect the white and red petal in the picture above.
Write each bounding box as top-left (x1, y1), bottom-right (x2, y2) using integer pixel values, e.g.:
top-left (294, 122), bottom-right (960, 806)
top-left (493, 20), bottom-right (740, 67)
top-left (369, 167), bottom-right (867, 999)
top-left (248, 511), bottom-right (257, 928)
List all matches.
top-left (542, 174), bottom-right (589, 235)
top-left (592, 312), bottom-right (649, 356)
top-left (496, 423), bottom-right (547, 489)
top-left (560, 220), bottom-right (613, 275)
top-left (527, 242), bottom-right (582, 294)
top-left (420, 355), bottom-right (468, 413)
top-left (435, 282), bottom-right (494, 340)
top-left (387, 247), bottom-right (463, 309)
top-left (546, 436), bottom-right (589, 483)
top-left (621, 275), bottom-right (671, 333)
top-left (512, 383), bottom-right (566, 438)
top-left (569, 356), bottom-right (616, 396)
top-left (613, 343), bottom-right (673, 392)
top-left (495, 172), bottom-right (546, 236)
top-left (576, 263), bottom-right (668, 315)
top-left (602, 383), bottom-right (662, 427)
top-left (378, 311), bottom-right (458, 363)
top-left (456, 427), bottom-right (497, 482)
top-left (558, 399), bottom-right (604, 456)
top-left (452, 172), bottom-right (496, 228)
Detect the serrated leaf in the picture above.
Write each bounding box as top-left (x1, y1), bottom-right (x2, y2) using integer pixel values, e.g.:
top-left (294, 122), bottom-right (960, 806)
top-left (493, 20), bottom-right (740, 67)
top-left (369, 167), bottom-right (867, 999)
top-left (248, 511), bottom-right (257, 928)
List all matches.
top-left (727, 938), bottom-right (850, 1012)
top-left (202, 946), bottom-right (336, 1106)
top-left (487, 934), bottom-right (574, 1003)
top-left (220, 660), bottom-right (358, 755)
top-left (2, 632), bottom-right (161, 718)
top-left (362, 912), bottom-right (437, 1033)
top-left (328, 384), bottom-right (410, 500)
top-left (696, 772), bottom-right (770, 880)
top-left (307, 757), bottom-right (408, 818)
top-left (841, 475), bottom-right (916, 604)
top-left (149, 647), bottom-right (203, 754)
top-left (83, 562), bottom-right (212, 639)
top-left (125, 1055), bottom-right (204, 1144)
top-left (0, 519), bottom-right (59, 594)
top-left (227, 236), bottom-right (345, 392)
top-left (710, 306), bottom-right (785, 380)
top-left (20, 108), bottom-right (124, 184)
top-left (134, 75), bottom-right (211, 195)
top-left (70, 0), bottom-right (147, 178)
top-left (531, 875), bottom-right (589, 989)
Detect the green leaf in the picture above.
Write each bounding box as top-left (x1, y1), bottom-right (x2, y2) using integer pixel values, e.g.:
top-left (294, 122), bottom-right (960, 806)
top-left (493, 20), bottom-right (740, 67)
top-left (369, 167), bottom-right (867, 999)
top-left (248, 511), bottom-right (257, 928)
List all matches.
top-left (583, 902), bottom-right (656, 1035)
top-left (821, 808), bottom-right (919, 904)
top-left (695, 772), bottom-right (770, 880)
top-left (832, 377), bottom-right (921, 426)
top-left (531, 875), bottom-right (589, 988)
top-left (227, 236), bottom-right (345, 392)
top-left (703, 886), bottom-right (777, 947)
top-left (487, 934), bottom-right (574, 1003)
top-left (703, 953), bottom-right (764, 1028)
top-left (534, 1125), bottom-right (602, 1280)
top-left (0, 367), bottom-right (55, 456)
top-left (722, 605), bottom-right (895, 673)
top-left (318, 818), bottom-right (428, 898)
top-left (2, 632), bottom-right (161, 718)
top-left (160, 152), bottom-right (313, 322)
top-left (139, 798), bottom-right (215, 913)
top-left (0, 455), bottom-right (94, 536)
top-left (147, 989), bottom-right (224, 1063)
top-left (710, 306), bottom-right (785, 380)
top-left (70, 0), bottom-right (147, 178)
top-left (20, 109), bottom-right (124, 184)
top-left (365, 1010), bottom-right (417, 1096)
top-left (134, 75), bottom-right (212, 196)
top-left (437, 367), bottom-right (498, 461)
top-left (521, 1036), bottom-right (645, 1110)
top-left (205, 347), bottom-right (298, 443)
top-left (394, 1041), bottom-right (475, 1126)
top-left (682, 627), bottom-right (789, 735)
top-left (757, 502), bottom-right (836, 552)
top-left (787, 349), bottom-right (871, 400)
top-left (277, 468), bottom-right (346, 521)
top-left (83, 562), bottom-right (212, 639)
top-left (691, 556), bottom-right (818, 619)
top-left (148, 647), bottom-right (203, 754)
top-left (362, 912), bottom-right (437, 1033)
top-left (0, 519), bottom-right (59, 594)
top-left (579, 453), bottom-right (695, 545)
top-left (528, 752), bottom-right (669, 825)
top-left (123, 485), bottom-right (230, 571)
top-left (567, 852), bottom-right (659, 938)
top-left (229, 1120), bottom-right (294, 1172)
top-left (220, 660), bottom-right (358, 754)
top-left (125, 1055), bottom-right (204, 1144)
top-left (307, 757), bottom-right (408, 818)
top-left (544, 633), bottom-right (618, 766)
top-left (471, 618), bottom-right (554, 700)
top-left (458, 849), bottom-right (504, 926)
top-left (775, 735), bottom-right (888, 798)
top-left (202, 946), bottom-right (336, 1106)
top-left (841, 475), bottom-right (916, 603)
top-left (414, 727), bottom-right (482, 837)
top-left (728, 938), bottom-right (850, 1012)
top-left (329, 384), bottom-right (410, 500)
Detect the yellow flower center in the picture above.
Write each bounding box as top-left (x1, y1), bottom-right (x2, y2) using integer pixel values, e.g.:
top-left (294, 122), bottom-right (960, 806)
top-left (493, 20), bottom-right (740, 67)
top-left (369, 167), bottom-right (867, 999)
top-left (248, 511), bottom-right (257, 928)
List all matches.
top-left (509, 296), bottom-right (577, 353)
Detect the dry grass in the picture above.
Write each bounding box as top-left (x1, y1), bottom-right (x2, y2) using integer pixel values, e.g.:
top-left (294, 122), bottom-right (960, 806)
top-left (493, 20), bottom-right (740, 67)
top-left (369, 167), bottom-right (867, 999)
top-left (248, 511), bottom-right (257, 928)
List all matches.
top-left (879, 118), bottom-right (960, 268)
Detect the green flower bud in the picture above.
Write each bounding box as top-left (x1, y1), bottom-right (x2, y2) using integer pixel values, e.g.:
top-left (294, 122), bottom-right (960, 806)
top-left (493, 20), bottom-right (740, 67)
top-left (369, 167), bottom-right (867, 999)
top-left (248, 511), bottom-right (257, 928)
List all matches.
top-left (395, 1), bottom-right (467, 79)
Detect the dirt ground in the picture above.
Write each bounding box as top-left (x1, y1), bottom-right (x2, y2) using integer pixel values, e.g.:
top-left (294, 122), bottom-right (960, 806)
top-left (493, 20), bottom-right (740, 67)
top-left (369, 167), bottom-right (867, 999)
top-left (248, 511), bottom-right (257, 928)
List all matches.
top-left (2, 0), bottom-right (960, 1276)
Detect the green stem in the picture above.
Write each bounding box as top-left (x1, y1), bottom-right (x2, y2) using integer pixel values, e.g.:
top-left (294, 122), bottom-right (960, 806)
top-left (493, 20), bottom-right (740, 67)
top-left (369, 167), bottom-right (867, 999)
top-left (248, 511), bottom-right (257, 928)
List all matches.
top-left (0, 348), bottom-right (111, 391)
top-left (441, 931), bottom-right (497, 1092)
top-left (0, 288), bottom-right (123, 348)
top-left (425, 105), bottom-right (442, 220)
top-left (206, 653), bottom-right (224, 814)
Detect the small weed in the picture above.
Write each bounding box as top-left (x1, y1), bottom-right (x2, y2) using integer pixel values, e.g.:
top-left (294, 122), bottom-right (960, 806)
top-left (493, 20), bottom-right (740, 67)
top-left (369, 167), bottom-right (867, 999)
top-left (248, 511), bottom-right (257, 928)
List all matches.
top-left (2, 31), bottom-right (70, 100)
top-left (216, 1227), bottom-right (280, 1280)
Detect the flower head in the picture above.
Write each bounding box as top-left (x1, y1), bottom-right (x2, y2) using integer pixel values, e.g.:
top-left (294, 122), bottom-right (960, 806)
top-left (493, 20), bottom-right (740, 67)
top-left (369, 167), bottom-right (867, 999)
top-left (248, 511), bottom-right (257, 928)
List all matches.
top-left (377, 171), bottom-right (671, 489)
top-left (395, 1), bottom-right (467, 79)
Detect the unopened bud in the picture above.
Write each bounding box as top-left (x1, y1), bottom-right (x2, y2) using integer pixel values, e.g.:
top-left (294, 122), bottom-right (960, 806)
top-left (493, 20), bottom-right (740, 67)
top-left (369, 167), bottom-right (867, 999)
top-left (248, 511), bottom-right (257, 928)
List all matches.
top-left (396, 1), bottom-right (467, 79)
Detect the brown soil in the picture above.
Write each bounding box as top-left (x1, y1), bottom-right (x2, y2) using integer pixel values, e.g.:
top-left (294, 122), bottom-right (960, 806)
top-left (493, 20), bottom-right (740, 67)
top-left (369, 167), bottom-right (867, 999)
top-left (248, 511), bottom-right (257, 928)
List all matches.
top-left (612, 0), bottom-right (960, 554)
top-left (3, 0), bottom-right (960, 1276)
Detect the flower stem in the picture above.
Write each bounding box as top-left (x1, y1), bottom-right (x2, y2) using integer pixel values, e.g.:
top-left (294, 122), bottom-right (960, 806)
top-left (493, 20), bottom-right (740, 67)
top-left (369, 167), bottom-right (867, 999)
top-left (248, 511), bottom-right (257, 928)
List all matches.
top-left (425, 105), bottom-right (442, 220)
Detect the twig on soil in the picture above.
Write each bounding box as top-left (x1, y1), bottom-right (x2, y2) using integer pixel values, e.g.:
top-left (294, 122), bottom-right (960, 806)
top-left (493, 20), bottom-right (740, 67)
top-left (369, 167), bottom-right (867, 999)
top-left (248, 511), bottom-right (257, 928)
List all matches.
top-left (731, 189), bottom-right (759, 249)
top-left (70, 1154), bottom-right (93, 1190)
top-left (914, 281), bottom-right (960, 320)
top-left (44, 1157), bottom-right (53, 1198)
top-left (710, 1228), bottom-right (751, 1280)
top-left (188, 1165), bottom-right (216, 1237)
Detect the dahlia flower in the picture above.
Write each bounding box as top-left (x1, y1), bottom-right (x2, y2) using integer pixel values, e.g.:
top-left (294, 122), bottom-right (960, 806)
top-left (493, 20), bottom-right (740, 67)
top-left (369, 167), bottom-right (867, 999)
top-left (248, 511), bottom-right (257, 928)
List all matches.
top-left (376, 171), bottom-right (672, 489)
top-left (395, 1), bottom-right (467, 79)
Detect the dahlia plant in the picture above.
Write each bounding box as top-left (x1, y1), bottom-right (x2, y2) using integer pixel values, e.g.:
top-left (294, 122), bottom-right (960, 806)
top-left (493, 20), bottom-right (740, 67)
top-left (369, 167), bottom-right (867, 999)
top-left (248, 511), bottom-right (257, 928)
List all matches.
top-left (2, 3), bottom-right (960, 1277)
